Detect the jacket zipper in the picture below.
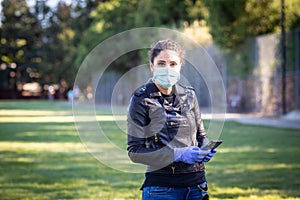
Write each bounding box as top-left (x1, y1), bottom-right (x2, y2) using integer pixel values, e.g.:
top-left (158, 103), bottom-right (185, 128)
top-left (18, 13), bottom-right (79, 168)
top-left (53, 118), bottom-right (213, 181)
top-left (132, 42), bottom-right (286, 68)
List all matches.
top-left (154, 133), bottom-right (158, 143)
top-left (171, 165), bottom-right (175, 174)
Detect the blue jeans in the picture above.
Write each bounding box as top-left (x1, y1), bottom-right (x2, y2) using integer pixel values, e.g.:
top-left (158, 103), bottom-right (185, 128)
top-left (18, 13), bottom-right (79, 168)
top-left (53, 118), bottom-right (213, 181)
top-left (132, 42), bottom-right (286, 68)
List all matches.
top-left (142, 183), bottom-right (209, 200)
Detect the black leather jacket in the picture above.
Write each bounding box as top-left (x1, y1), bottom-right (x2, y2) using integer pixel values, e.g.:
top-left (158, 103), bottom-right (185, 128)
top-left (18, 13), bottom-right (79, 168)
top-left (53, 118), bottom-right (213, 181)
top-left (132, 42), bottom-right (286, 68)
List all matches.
top-left (127, 80), bottom-right (208, 173)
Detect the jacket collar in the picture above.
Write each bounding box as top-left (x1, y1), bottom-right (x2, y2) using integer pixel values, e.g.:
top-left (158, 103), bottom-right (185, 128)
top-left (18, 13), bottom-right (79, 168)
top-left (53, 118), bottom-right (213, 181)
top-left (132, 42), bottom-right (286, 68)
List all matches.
top-left (173, 83), bottom-right (188, 97)
top-left (144, 79), bottom-right (161, 98)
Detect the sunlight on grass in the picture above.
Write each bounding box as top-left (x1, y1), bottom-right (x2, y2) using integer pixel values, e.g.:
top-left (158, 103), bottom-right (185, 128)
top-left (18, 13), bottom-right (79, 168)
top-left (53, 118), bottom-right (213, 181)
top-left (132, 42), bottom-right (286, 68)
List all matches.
top-left (0, 114), bottom-right (126, 122)
top-left (210, 185), bottom-right (300, 200)
top-left (219, 162), bottom-right (300, 175)
top-left (0, 109), bottom-right (71, 116)
top-left (220, 146), bottom-right (295, 153)
top-left (220, 146), bottom-right (260, 153)
top-left (0, 142), bottom-right (86, 153)
top-left (243, 163), bottom-right (300, 170)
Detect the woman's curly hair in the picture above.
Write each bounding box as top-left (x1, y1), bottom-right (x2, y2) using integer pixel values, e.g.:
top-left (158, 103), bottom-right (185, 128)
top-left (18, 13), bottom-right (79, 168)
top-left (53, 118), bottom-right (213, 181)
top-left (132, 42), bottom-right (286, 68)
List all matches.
top-left (148, 39), bottom-right (185, 64)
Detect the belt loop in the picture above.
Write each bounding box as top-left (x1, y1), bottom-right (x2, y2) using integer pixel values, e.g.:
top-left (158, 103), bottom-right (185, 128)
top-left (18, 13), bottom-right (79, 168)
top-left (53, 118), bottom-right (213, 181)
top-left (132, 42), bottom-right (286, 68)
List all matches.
top-left (185, 186), bottom-right (191, 200)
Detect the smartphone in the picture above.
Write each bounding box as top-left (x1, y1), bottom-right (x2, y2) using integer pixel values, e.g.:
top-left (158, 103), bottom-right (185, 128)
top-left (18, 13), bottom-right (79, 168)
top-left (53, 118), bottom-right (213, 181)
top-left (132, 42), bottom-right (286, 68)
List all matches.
top-left (201, 140), bottom-right (223, 151)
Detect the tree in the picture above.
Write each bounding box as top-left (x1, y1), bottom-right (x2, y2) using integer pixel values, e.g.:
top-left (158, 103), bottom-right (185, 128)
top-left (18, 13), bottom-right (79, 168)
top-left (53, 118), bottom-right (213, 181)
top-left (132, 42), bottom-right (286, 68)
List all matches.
top-left (71, 0), bottom-right (101, 46)
top-left (0, 0), bottom-right (42, 97)
top-left (74, 0), bottom-right (140, 73)
top-left (203, 0), bottom-right (300, 49)
top-left (74, 0), bottom-right (208, 72)
top-left (0, 0), bottom-right (102, 98)
top-left (39, 2), bottom-right (74, 83)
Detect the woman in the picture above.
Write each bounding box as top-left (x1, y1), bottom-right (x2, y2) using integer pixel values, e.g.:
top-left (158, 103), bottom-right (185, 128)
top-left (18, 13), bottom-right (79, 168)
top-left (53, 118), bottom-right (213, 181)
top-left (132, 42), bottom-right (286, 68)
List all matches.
top-left (127, 39), bottom-right (217, 200)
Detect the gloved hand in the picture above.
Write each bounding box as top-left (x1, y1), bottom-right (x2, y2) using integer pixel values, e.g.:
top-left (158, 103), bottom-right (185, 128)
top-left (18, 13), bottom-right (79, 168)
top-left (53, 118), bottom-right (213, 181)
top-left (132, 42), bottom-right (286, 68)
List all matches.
top-left (174, 146), bottom-right (210, 164)
top-left (203, 148), bottom-right (217, 162)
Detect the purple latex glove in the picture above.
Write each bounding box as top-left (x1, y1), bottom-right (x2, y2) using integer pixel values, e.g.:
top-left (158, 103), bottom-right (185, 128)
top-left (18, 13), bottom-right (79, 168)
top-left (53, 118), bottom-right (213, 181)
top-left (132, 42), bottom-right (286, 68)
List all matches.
top-left (174, 146), bottom-right (210, 164)
top-left (203, 148), bottom-right (217, 162)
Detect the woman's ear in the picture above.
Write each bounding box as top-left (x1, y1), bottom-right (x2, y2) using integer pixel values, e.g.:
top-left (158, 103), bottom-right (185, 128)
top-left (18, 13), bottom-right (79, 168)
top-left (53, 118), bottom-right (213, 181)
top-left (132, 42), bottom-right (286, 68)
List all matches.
top-left (149, 62), bottom-right (154, 74)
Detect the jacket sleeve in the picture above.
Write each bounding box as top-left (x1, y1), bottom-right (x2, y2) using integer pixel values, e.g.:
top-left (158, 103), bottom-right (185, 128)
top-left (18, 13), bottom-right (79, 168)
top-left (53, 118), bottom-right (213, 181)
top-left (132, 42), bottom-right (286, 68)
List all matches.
top-left (192, 91), bottom-right (209, 147)
top-left (127, 95), bottom-right (174, 169)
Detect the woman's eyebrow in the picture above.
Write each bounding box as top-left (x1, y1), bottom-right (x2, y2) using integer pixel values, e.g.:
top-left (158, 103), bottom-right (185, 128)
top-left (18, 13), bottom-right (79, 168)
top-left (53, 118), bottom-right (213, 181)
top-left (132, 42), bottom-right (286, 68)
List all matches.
top-left (157, 60), bottom-right (166, 62)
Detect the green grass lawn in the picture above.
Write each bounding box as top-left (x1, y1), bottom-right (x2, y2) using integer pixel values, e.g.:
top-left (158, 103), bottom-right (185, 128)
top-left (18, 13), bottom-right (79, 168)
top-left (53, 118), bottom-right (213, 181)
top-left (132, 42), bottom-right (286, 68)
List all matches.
top-left (0, 100), bottom-right (300, 200)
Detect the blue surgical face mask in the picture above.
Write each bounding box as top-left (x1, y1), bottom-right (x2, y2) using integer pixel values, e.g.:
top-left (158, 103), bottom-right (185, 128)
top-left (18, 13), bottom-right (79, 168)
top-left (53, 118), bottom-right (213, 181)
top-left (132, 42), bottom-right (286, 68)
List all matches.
top-left (153, 67), bottom-right (180, 89)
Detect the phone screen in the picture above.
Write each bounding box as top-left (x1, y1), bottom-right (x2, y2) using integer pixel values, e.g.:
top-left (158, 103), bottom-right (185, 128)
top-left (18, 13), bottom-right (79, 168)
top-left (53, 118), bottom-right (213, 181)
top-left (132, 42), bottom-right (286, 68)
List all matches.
top-left (201, 140), bottom-right (223, 151)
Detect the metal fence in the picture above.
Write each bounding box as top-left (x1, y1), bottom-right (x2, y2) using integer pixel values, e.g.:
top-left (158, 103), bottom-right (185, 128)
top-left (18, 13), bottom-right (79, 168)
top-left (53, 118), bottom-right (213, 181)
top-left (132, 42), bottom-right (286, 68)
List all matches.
top-left (225, 28), bottom-right (300, 115)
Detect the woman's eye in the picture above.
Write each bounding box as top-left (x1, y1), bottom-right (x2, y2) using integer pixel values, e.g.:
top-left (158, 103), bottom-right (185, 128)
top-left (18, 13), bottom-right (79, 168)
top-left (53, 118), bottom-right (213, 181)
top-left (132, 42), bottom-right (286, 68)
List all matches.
top-left (170, 63), bottom-right (177, 67)
top-left (157, 63), bottom-right (165, 67)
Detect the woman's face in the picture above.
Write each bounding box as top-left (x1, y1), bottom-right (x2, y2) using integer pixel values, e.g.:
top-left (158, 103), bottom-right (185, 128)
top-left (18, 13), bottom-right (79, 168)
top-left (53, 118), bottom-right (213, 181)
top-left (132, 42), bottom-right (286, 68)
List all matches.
top-left (150, 50), bottom-right (182, 72)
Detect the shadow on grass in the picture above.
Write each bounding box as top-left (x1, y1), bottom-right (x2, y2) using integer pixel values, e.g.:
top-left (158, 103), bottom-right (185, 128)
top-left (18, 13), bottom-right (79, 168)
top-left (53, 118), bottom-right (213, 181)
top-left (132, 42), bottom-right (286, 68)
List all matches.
top-left (204, 122), bottom-right (300, 199)
top-left (0, 100), bottom-right (72, 111)
top-left (0, 149), bottom-right (144, 199)
top-left (0, 122), bottom-right (79, 143)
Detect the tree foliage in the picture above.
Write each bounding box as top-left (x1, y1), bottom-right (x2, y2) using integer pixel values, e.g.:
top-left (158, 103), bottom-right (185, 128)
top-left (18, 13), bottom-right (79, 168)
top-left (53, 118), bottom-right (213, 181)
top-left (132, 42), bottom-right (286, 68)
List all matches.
top-left (40, 2), bottom-right (78, 86)
top-left (0, 0), bottom-right (299, 98)
top-left (74, 0), bottom-right (206, 73)
top-left (0, 0), bottom-right (99, 97)
top-left (203, 0), bottom-right (300, 49)
top-left (0, 0), bottom-right (42, 85)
